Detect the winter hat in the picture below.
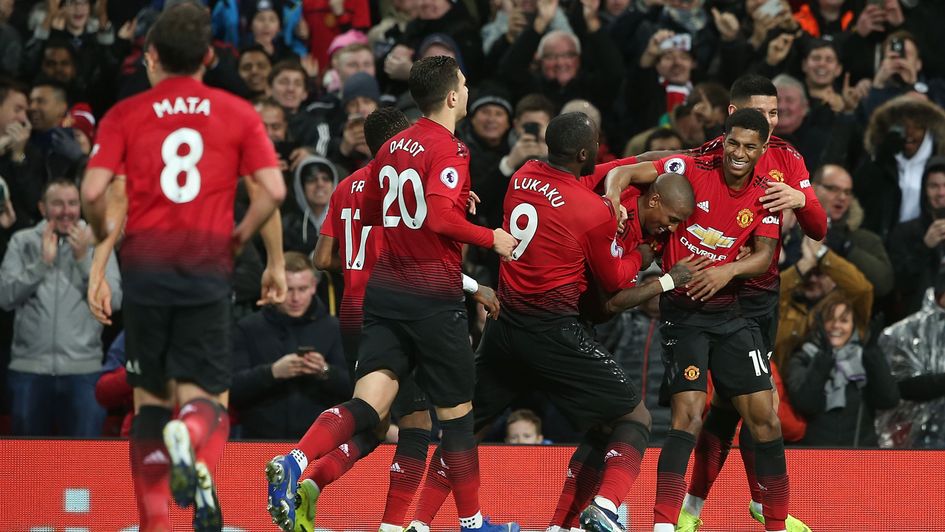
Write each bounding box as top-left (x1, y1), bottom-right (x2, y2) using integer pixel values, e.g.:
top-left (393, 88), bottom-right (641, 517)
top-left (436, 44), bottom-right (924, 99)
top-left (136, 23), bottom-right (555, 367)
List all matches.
top-left (342, 72), bottom-right (381, 107)
top-left (327, 30), bottom-right (370, 59)
top-left (65, 103), bottom-right (96, 142)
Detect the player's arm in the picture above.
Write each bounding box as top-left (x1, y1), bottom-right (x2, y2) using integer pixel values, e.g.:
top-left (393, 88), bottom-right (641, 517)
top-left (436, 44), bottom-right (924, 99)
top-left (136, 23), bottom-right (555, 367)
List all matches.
top-left (604, 255), bottom-right (710, 313)
top-left (234, 167), bottom-right (286, 251)
top-left (81, 167), bottom-right (118, 242)
top-left (313, 234), bottom-right (342, 272)
top-left (603, 161), bottom-right (660, 211)
top-left (245, 176), bottom-right (287, 305)
top-left (760, 157), bottom-right (827, 240)
top-left (87, 177), bottom-right (126, 325)
top-left (580, 213), bottom-right (642, 294)
top-left (687, 235), bottom-right (778, 301)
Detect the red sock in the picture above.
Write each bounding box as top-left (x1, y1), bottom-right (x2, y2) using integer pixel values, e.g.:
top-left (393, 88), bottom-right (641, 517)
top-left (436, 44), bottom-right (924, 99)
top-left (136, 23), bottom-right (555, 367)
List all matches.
top-left (178, 398), bottom-right (219, 451)
top-left (738, 426), bottom-right (763, 503)
top-left (551, 433), bottom-right (605, 528)
top-left (306, 431), bottom-right (380, 489)
top-left (439, 413), bottom-right (481, 520)
top-left (296, 398), bottom-right (379, 462)
top-left (595, 421), bottom-right (648, 508)
top-left (654, 429), bottom-right (696, 525)
top-left (382, 428), bottom-right (430, 525)
top-left (130, 406), bottom-right (172, 532)
top-left (564, 460), bottom-right (602, 528)
top-left (689, 408), bottom-right (739, 500)
top-left (414, 446), bottom-right (452, 524)
top-left (755, 438), bottom-right (789, 531)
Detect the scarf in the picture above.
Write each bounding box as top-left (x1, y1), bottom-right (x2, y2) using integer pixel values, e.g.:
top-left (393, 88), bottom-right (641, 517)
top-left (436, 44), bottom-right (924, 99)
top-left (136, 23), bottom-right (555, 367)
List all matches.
top-left (665, 5), bottom-right (707, 34)
top-left (895, 131), bottom-right (933, 223)
top-left (661, 78), bottom-right (692, 114)
top-left (803, 336), bottom-right (866, 411)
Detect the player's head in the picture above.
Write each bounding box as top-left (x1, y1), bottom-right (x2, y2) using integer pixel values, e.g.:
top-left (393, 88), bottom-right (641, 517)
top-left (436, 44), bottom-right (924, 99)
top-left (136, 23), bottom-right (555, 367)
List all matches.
top-left (408, 56), bottom-right (468, 121)
top-left (364, 107), bottom-right (410, 157)
top-left (505, 409), bottom-right (543, 444)
top-left (144, 3), bottom-right (212, 80)
top-left (279, 251), bottom-right (319, 318)
top-left (641, 172), bottom-right (694, 236)
top-left (722, 108), bottom-right (768, 181)
top-left (39, 177), bottom-right (81, 235)
top-left (729, 74), bottom-right (778, 141)
top-left (545, 112), bottom-right (598, 177)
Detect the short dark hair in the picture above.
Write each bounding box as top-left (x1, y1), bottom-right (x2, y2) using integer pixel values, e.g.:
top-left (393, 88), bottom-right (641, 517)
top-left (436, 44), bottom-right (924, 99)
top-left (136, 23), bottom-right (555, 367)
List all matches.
top-left (239, 43), bottom-right (272, 61)
top-left (42, 38), bottom-right (78, 62)
top-left (268, 59), bottom-right (306, 86)
top-left (506, 409), bottom-right (542, 434)
top-left (514, 93), bottom-right (556, 121)
top-left (31, 79), bottom-right (69, 105)
top-left (0, 77), bottom-right (28, 106)
top-left (546, 112), bottom-right (595, 162)
top-left (145, 3), bottom-right (211, 75)
top-left (802, 38), bottom-right (839, 61)
top-left (43, 177), bottom-right (78, 201)
top-left (408, 56), bottom-right (460, 115)
top-left (644, 128), bottom-right (683, 151)
top-left (730, 74), bottom-right (777, 105)
top-left (365, 107), bottom-right (410, 157)
top-left (725, 108), bottom-right (769, 142)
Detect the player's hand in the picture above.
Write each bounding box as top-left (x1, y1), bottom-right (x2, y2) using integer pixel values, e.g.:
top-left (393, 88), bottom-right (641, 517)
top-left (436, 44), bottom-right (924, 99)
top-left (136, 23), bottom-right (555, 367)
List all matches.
top-left (616, 204), bottom-right (629, 234)
top-left (760, 181), bottom-right (805, 212)
top-left (258, 265), bottom-right (287, 306)
top-left (473, 284), bottom-right (501, 320)
top-left (87, 260), bottom-right (113, 325)
top-left (670, 254), bottom-right (710, 287)
top-left (923, 219), bottom-right (945, 248)
top-left (41, 222), bottom-right (58, 265)
top-left (493, 228), bottom-right (518, 260)
top-left (735, 244), bottom-right (752, 262)
top-left (686, 262), bottom-right (735, 301)
top-left (765, 33), bottom-right (794, 66)
top-left (467, 190), bottom-right (481, 215)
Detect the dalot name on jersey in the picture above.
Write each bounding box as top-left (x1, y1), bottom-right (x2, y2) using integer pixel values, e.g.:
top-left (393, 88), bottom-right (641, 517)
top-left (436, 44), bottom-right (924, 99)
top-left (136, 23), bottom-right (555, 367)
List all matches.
top-left (512, 177), bottom-right (565, 207)
top-left (152, 97), bottom-right (211, 118)
top-left (389, 137), bottom-right (426, 157)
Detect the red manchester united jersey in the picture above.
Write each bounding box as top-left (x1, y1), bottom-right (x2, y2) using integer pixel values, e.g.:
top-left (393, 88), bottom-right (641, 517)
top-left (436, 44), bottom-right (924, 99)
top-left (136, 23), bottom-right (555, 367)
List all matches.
top-left (362, 118), bottom-right (491, 318)
top-left (654, 154), bottom-right (781, 314)
top-left (499, 160), bottom-right (638, 324)
top-left (89, 76), bottom-right (278, 305)
top-left (320, 163), bottom-right (379, 334)
top-left (693, 135), bottom-right (826, 313)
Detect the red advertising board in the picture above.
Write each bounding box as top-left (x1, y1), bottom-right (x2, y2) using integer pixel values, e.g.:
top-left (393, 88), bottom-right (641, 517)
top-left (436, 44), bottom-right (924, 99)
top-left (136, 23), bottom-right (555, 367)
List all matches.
top-left (0, 440), bottom-right (941, 531)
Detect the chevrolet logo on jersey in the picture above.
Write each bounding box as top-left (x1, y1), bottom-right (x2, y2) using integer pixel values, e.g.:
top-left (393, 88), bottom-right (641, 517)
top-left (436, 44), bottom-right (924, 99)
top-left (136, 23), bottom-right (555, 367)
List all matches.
top-left (686, 225), bottom-right (736, 250)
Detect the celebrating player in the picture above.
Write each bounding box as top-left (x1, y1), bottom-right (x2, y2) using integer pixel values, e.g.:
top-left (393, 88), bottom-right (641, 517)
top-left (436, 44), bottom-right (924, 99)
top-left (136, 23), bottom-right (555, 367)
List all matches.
top-left (265, 56), bottom-right (518, 532)
top-left (81, 4), bottom-right (286, 532)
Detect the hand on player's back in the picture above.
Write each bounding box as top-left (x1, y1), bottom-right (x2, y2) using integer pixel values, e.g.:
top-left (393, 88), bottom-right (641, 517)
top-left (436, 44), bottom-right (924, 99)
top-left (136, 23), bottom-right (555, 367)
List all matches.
top-left (472, 285), bottom-right (501, 320)
top-left (494, 228), bottom-right (518, 260)
top-left (670, 255), bottom-right (710, 287)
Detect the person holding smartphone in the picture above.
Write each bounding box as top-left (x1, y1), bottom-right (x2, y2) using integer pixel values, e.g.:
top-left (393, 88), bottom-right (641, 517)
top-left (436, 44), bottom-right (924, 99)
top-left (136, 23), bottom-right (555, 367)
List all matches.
top-left (230, 251), bottom-right (351, 440)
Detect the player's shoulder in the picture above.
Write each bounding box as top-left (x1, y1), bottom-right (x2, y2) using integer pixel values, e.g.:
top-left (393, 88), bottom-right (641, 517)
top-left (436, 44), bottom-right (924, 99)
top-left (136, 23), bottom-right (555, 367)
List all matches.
top-left (336, 164), bottom-right (373, 193)
top-left (694, 135), bottom-right (725, 155)
top-left (765, 136), bottom-right (804, 162)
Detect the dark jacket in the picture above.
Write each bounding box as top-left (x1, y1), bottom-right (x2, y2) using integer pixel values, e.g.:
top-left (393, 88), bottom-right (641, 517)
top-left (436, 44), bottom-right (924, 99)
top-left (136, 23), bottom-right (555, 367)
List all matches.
top-left (853, 96), bottom-right (945, 241)
top-left (787, 329), bottom-right (900, 448)
top-left (824, 200), bottom-right (895, 299)
top-left (230, 300), bottom-right (351, 439)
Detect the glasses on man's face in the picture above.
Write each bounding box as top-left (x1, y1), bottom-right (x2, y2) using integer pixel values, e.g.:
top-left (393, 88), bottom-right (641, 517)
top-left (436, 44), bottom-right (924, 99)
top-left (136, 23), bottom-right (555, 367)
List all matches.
top-left (819, 183), bottom-right (853, 197)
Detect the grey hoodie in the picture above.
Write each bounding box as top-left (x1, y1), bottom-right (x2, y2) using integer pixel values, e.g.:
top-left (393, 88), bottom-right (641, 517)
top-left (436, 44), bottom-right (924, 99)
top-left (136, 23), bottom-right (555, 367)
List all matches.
top-left (0, 221), bottom-right (122, 375)
top-left (290, 155), bottom-right (340, 247)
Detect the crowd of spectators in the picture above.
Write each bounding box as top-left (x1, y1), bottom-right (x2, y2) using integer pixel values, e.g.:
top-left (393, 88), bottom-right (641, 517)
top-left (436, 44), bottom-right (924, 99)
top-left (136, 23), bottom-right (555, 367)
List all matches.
top-left (0, 0), bottom-right (944, 448)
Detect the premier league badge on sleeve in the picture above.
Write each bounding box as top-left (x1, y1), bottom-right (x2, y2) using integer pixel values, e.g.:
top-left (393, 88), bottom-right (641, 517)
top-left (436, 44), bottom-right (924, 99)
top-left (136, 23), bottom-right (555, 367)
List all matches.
top-left (440, 167), bottom-right (459, 189)
top-left (666, 157), bottom-right (686, 175)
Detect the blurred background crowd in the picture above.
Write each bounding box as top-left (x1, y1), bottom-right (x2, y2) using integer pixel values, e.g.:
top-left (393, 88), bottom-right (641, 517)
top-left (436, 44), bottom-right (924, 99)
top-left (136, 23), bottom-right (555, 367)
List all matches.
top-left (0, 0), bottom-right (943, 449)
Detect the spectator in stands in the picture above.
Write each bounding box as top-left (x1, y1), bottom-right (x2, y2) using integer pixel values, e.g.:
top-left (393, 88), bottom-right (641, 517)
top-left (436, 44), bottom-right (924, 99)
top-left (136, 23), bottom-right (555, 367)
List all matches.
top-left (855, 95), bottom-right (945, 241)
top-left (27, 80), bottom-right (84, 180)
top-left (480, 0), bottom-right (572, 65)
top-left (623, 102), bottom-right (706, 155)
top-left (496, 3), bottom-right (622, 115)
top-left (255, 97), bottom-right (296, 174)
top-left (230, 251), bottom-right (350, 439)
top-left (793, 0), bottom-right (857, 41)
top-left (772, 74), bottom-right (834, 171)
top-left (238, 44), bottom-right (274, 98)
top-left (0, 0), bottom-right (20, 78)
top-left (283, 155), bottom-right (339, 254)
top-left (269, 60), bottom-right (330, 153)
top-left (0, 79), bottom-right (46, 229)
top-left (243, 1), bottom-right (295, 63)
top-left (629, 0), bottom-right (721, 81)
top-left (38, 39), bottom-right (79, 90)
top-left (624, 29), bottom-right (696, 137)
top-left (886, 156), bottom-right (945, 322)
top-left (0, 178), bottom-right (120, 436)
top-left (601, 270), bottom-right (671, 445)
top-left (860, 30), bottom-right (945, 118)
top-left (842, 0), bottom-right (905, 84)
top-left (787, 291), bottom-right (900, 447)
top-left (504, 409), bottom-right (545, 444)
top-left (689, 81), bottom-right (729, 140)
top-left (813, 164), bottom-right (894, 298)
top-left (876, 270), bottom-right (945, 449)
top-left (801, 39), bottom-right (867, 115)
top-left (775, 235), bottom-right (872, 370)
top-left (561, 98), bottom-right (614, 163)
top-left (456, 85), bottom-right (513, 226)
top-left (325, 40), bottom-right (375, 98)
top-left (62, 102), bottom-right (94, 156)
top-left (643, 128), bottom-right (683, 153)
top-left (329, 71), bottom-right (379, 171)
top-left (302, 0), bottom-right (371, 69)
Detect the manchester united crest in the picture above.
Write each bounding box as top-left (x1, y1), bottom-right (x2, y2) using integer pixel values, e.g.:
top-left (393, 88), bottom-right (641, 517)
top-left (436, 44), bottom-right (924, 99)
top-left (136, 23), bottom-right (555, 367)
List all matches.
top-left (683, 365), bottom-right (700, 381)
top-left (736, 208), bottom-right (754, 228)
top-left (768, 169), bottom-right (784, 182)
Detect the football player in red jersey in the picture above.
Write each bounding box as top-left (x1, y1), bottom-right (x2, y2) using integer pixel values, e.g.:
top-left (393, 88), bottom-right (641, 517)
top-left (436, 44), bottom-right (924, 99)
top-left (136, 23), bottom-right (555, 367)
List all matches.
top-left (605, 109), bottom-right (792, 532)
top-left (266, 56), bottom-right (519, 532)
top-left (80, 5), bottom-right (286, 532)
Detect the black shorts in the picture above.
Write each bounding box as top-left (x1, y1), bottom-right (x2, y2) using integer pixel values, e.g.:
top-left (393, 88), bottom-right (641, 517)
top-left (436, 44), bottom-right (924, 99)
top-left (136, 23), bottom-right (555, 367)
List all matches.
top-left (659, 315), bottom-right (771, 400)
top-left (123, 299), bottom-right (232, 396)
top-left (357, 309), bottom-right (474, 408)
top-left (750, 309), bottom-right (778, 358)
top-left (344, 330), bottom-right (429, 418)
top-left (473, 316), bottom-right (641, 433)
